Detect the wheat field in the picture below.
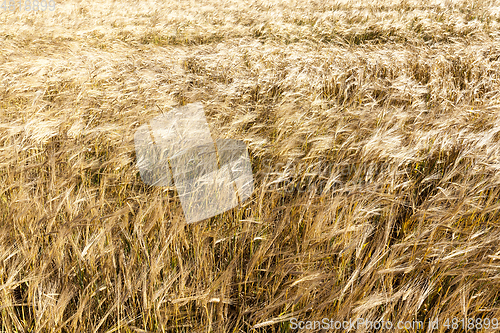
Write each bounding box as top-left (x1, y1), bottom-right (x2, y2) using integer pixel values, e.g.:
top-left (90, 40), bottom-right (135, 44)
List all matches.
top-left (2, 0), bottom-right (500, 331)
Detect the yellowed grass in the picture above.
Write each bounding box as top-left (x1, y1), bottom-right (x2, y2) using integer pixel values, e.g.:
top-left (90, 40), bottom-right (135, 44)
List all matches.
top-left (2, 0), bottom-right (500, 331)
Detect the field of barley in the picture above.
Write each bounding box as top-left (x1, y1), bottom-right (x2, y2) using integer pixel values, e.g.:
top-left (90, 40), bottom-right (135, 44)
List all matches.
top-left (2, 0), bottom-right (500, 331)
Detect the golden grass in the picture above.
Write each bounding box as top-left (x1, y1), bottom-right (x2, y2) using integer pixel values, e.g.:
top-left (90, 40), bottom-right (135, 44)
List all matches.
top-left (2, 0), bottom-right (500, 331)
